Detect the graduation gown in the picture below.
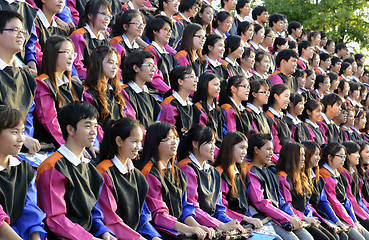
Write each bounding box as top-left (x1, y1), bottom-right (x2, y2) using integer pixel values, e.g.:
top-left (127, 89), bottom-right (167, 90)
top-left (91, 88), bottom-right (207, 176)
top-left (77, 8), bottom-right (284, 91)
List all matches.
top-left (175, 50), bottom-right (206, 77)
top-left (221, 59), bottom-right (243, 77)
top-left (268, 70), bottom-right (298, 93)
top-left (221, 100), bottom-right (251, 136)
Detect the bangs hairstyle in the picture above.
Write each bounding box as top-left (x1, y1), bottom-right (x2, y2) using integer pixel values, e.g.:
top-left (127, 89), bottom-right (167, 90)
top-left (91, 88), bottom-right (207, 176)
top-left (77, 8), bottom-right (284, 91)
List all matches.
top-left (85, 45), bottom-right (125, 123)
top-left (213, 11), bottom-right (232, 29)
top-left (178, 23), bottom-right (205, 62)
top-left (139, 122), bottom-right (181, 185)
top-left (41, 36), bottom-right (78, 108)
top-left (219, 75), bottom-right (247, 114)
top-left (287, 92), bottom-right (304, 111)
top-left (79, 0), bottom-right (111, 28)
top-left (165, 66), bottom-right (194, 98)
top-left (0, 105), bottom-right (25, 132)
top-left (58, 101), bottom-right (99, 141)
top-left (214, 131), bottom-right (247, 198)
top-left (300, 99), bottom-right (322, 121)
top-left (100, 117), bottom-right (142, 160)
top-left (224, 35), bottom-right (243, 57)
top-left (146, 15), bottom-right (172, 43)
top-left (247, 132), bottom-right (272, 159)
top-left (237, 47), bottom-right (254, 65)
top-left (319, 142), bottom-right (346, 167)
top-left (277, 142), bottom-right (311, 195)
top-left (254, 51), bottom-right (270, 64)
top-left (193, 4), bottom-right (213, 34)
top-left (177, 124), bottom-right (216, 161)
top-left (237, 21), bottom-right (251, 36)
top-left (314, 74), bottom-right (328, 90)
top-left (276, 49), bottom-right (298, 68)
top-left (202, 34), bottom-right (223, 55)
top-left (0, 10), bottom-right (24, 31)
top-left (320, 93), bottom-right (342, 113)
top-left (192, 72), bottom-right (221, 117)
top-left (273, 37), bottom-right (287, 52)
top-left (248, 79), bottom-right (269, 103)
top-left (343, 141), bottom-right (360, 195)
top-left (264, 83), bottom-right (289, 111)
top-left (122, 50), bottom-right (155, 84)
top-left (302, 141), bottom-right (321, 185)
top-left (112, 10), bottom-right (142, 37)
top-left (236, 0), bottom-right (250, 14)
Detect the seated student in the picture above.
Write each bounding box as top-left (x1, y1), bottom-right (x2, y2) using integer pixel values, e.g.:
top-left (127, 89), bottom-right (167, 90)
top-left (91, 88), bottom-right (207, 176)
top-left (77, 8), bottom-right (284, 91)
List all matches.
top-left (247, 133), bottom-right (314, 240)
top-left (237, 20), bottom-right (254, 45)
top-left (287, 21), bottom-right (302, 42)
top-left (268, 49), bottom-right (299, 93)
top-left (174, 0), bottom-right (200, 28)
top-left (37, 101), bottom-right (116, 240)
top-left (145, 15), bottom-right (179, 94)
top-left (293, 69), bottom-right (307, 94)
top-left (264, 84), bottom-right (292, 153)
top-left (323, 39), bottom-right (335, 55)
top-left (303, 141), bottom-right (349, 240)
top-left (314, 74), bottom-right (330, 100)
top-left (301, 69), bottom-right (317, 101)
top-left (259, 27), bottom-right (274, 54)
top-left (212, 11), bottom-right (233, 39)
top-left (160, 66), bottom-right (201, 139)
top-left (177, 125), bottom-right (250, 233)
top-left (0, 106), bottom-right (47, 240)
top-left (248, 23), bottom-right (264, 51)
top-left (316, 52), bottom-right (332, 75)
top-left (309, 52), bottom-right (320, 73)
top-left (193, 73), bottom-right (226, 144)
top-left (84, 46), bottom-right (125, 142)
top-left (219, 75), bottom-right (251, 136)
top-left (341, 142), bottom-right (369, 231)
top-left (138, 122), bottom-right (214, 239)
top-left (175, 23), bottom-right (207, 77)
top-left (213, 131), bottom-right (282, 237)
top-left (319, 142), bottom-right (369, 240)
top-left (269, 13), bottom-right (285, 37)
top-left (307, 31), bottom-right (321, 53)
top-left (219, 0), bottom-right (237, 34)
top-left (346, 82), bottom-right (362, 108)
top-left (328, 72), bottom-right (339, 94)
top-left (111, 10), bottom-right (144, 68)
top-left (342, 107), bottom-right (357, 142)
top-left (192, 4), bottom-right (214, 36)
top-left (245, 80), bottom-right (272, 135)
top-left (238, 47), bottom-right (255, 78)
top-left (34, 36), bottom-right (84, 148)
top-left (317, 93), bottom-right (342, 143)
top-left (332, 104), bottom-right (347, 143)
top-left (222, 35), bottom-right (245, 77)
top-left (300, 99), bottom-right (326, 146)
top-left (202, 34), bottom-right (230, 81)
top-left (297, 40), bottom-right (314, 71)
top-left (158, 0), bottom-right (183, 51)
top-left (249, 52), bottom-right (272, 86)
top-left (70, 0), bottom-right (111, 80)
top-left (354, 62), bottom-right (364, 83)
top-left (97, 118), bottom-right (162, 240)
top-left (0, 10), bottom-right (41, 154)
top-left (121, 50), bottom-right (161, 129)
top-left (339, 62), bottom-right (353, 82)
top-left (330, 56), bottom-right (342, 75)
top-left (34, 0), bottom-right (68, 68)
top-left (336, 79), bottom-right (350, 104)
top-left (276, 142), bottom-right (335, 240)
top-left (272, 37), bottom-right (288, 59)
top-left (352, 109), bottom-right (367, 141)
top-left (286, 93), bottom-right (310, 143)
top-left (251, 5), bottom-right (268, 26)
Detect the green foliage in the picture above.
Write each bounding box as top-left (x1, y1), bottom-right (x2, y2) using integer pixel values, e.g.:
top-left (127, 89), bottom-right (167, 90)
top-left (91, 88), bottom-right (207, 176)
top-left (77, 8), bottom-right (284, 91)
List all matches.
top-left (262, 0), bottom-right (369, 48)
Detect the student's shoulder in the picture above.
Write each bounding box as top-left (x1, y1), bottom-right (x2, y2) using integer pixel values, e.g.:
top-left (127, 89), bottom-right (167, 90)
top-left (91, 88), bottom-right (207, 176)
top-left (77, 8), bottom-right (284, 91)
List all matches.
top-left (35, 73), bottom-right (50, 82)
top-left (110, 35), bottom-right (124, 44)
top-left (220, 103), bottom-right (233, 110)
top-left (37, 151), bottom-right (64, 177)
top-left (70, 27), bottom-right (88, 37)
top-left (175, 50), bottom-right (188, 59)
top-left (161, 95), bottom-right (176, 105)
top-left (319, 167), bottom-right (331, 178)
top-left (177, 157), bottom-right (192, 168)
top-left (141, 161), bottom-right (154, 175)
top-left (96, 159), bottom-right (114, 174)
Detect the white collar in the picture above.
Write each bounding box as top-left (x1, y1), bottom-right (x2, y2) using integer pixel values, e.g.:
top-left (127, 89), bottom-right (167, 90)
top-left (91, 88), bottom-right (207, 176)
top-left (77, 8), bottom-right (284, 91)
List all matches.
top-left (234, 165), bottom-right (239, 175)
top-left (178, 12), bottom-right (191, 23)
top-left (57, 145), bottom-right (90, 166)
top-left (316, 66), bottom-right (325, 74)
top-left (205, 55), bottom-right (221, 67)
top-left (151, 41), bottom-right (168, 54)
top-left (230, 97), bottom-right (245, 111)
top-left (235, 13), bottom-right (247, 22)
top-left (299, 57), bottom-right (308, 63)
top-left (128, 1), bottom-right (135, 9)
top-left (123, 34), bottom-right (139, 50)
top-left (321, 113), bottom-right (334, 125)
top-left (111, 155), bottom-right (134, 174)
top-left (128, 81), bottom-right (149, 93)
top-left (159, 160), bottom-right (172, 169)
top-left (37, 9), bottom-right (57, 29)
top-left (173, 91), bottom-right (192, 106)
top-left (85, 24), bottom-right (105, 40)
top-left (57, 75), bottom-right (69, 87)
top-left (242, 68), bottom-right (252, 78)
top-left (352, 75), bottom-right (361, 83)
top-left (208, 102), bottom-right (215, 111)
top-left (4, 0), bottom-right (25, 3)
top-left (248, 40), bottom-right (259, 50)
top-left (351, 126), bottom-right (361, 134)
top-left (188, 152), bottom-right (210, 170)
top-left (315, 89), bottom-right (324, 99)
top-left (323, 163), bottom-right (340, 177)
top-left (0, 155), bottom-right (21, 171)
top-left (253, 70), bottom-right (267, 79)
top-left (246, 102), bottom-right (261, 114)
top-left (288, 35), bottom-right (295, 41)
top-left (316, 46), bottom-right (323, 52)
top-left (342, 125), bottom-right (353, 133)
top-left (310, 169), bottom-right (316, 178)
top-left (268, 107), bottom-right (283, 118)
top-left (286, 112), bottom-right (301, 125)
top-left (214, 29), bottom-right (227, 39)
top-left (305, 119), bottom-right (319, 128)
top-left (225, 57), bottom-right (238, 67)
top-left (160, 11), bottom-right (176, 22)
top-left (258, 44), bottom-right (268, 52)
top-left (202, 0), bottom-right (211, 5)
top-left (0, 57), bottom-right (23, 70)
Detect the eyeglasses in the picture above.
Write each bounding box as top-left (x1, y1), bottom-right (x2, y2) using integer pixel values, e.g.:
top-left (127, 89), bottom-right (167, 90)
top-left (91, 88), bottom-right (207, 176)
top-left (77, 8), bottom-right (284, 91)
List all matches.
top-left (193, 6), bottom-right (200, 11)
top-left (1, 27), bottom-right (27, 36)
top-left (97, 11), bottom-right (112, 20)
top-left (193, 34), bottom-right (206, 41)
top-left (161, 27), bottom-right (172, 34)
top-left (334, 154), bottom-right (346, 159)
top-left (182, 74), bottom-right (198, 80)
top-left (237, 84), bottom-right (250, 90)
top-left (58, 50), bottom-right (78, 59)
top-left (161, 136), bottom-right (179, 143)
top-left (258, 90), bottom-right (270, 95)
top-left (141, 63), bottom-right (156, 69)
top-left (265, 35), bottom-right (275, 39)
top-left (128, 22), bottom-right (146, 28)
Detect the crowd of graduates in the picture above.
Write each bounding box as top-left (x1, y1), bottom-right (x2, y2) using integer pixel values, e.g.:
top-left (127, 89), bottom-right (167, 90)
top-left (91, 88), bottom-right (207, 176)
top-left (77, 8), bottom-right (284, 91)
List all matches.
top-left (1, 0), bottom-right (369, 239)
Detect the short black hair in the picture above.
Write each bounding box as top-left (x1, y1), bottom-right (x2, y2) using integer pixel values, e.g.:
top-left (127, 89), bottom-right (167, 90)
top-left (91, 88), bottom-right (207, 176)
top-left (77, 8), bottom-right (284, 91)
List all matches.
top-left (0, 10), bottom-right (24, 32)
top-left (298, 40), bottom-right (312, 56)
top-left (355, 53), bottom-right (364, 62)
top-left (331, 56), bottom-right (341, 66)
top-left (321, 93), bottom-right (342, 113)
top-left (122, 50), bottom-right (155, 84)
top-left (236, 0), bottom-right (249, 14)
top-left (319, 52), bottom-right (331, 62)
top-left (276, 49), bottom-right (298, 68)
top-left (269, 13), bottom-right (284, 27)
top-left (213, 11), bottom-right (232, 28)
top-left (58, 101), bottom-right (99, 141)
top-left (252, 5), bottom-right (268, 20)
top-left (179, 0), bottom-right (199, 13)
top-left (146, 15), bottom-right (172, 43)
top-left (287, 21), bottom-right (301, 35)
top-left (237, 21), bottom-right (251, 36)
top-left (335, 43), bottom-right (347, 53)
